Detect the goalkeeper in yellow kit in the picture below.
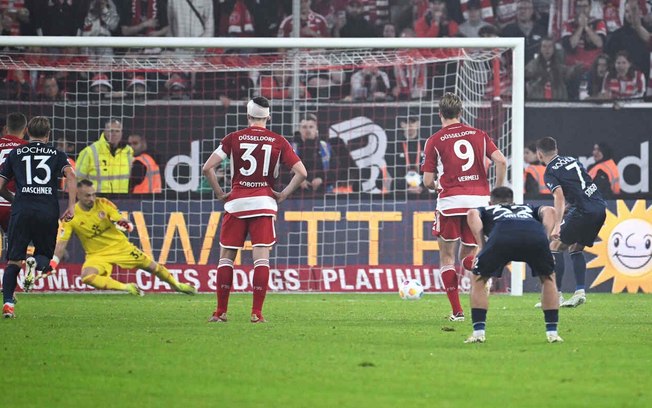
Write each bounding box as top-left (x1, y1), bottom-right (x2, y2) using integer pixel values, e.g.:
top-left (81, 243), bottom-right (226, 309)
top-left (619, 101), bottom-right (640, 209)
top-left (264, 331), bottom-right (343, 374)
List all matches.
top-left (51, 179), bottom-right (196, 296)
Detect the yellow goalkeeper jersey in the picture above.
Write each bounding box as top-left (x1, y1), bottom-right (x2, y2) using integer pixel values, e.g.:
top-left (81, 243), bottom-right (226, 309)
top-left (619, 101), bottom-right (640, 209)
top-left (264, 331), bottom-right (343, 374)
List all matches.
top-left (59, 197), bottom-right (128, 255)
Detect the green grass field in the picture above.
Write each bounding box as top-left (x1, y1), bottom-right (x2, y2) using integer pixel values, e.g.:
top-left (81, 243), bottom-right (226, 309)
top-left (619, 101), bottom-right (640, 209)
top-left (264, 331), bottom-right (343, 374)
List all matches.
top-left (3, 293), bottom-right (651, 408)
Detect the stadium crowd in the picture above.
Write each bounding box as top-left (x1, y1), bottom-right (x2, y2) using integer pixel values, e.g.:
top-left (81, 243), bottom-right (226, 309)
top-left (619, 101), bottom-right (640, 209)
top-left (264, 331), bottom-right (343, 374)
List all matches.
top-left (0, 0), bottom-right (651, 102)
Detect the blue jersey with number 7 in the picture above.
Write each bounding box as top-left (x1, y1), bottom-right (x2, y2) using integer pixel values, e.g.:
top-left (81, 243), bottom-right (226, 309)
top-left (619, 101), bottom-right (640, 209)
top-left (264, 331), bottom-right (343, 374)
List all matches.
top-left (0, 141), bottom-right (70, 217)
top-left (544, 155), bottom-right (606, 212)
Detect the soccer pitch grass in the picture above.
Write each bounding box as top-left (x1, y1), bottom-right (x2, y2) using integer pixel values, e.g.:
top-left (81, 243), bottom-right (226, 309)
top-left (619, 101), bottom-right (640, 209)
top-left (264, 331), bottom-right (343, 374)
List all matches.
top-left (3, 293), bottom-right (651, 408)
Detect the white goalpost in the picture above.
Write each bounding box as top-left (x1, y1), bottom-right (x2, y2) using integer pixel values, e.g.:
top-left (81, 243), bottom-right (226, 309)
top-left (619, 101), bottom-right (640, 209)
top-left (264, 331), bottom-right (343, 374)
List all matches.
top-left (0, 36), bottom-right (525, 296)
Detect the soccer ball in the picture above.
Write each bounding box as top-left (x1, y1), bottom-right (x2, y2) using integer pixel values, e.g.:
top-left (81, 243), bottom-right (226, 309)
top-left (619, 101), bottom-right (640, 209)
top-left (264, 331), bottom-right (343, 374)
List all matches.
top-left (399, 279), bottom-right (424, 300)
top-left (405, 170), bottom-right (422, 188)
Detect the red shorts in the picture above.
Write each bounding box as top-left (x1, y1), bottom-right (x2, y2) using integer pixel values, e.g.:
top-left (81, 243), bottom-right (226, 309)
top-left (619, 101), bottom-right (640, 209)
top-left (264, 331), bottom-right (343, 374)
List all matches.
top-left (219, 213), bottom-right (276, 249)
top-left (0, 205), bottom-right (11, 232)
top-left (431, 211), bottom-right (477, 246)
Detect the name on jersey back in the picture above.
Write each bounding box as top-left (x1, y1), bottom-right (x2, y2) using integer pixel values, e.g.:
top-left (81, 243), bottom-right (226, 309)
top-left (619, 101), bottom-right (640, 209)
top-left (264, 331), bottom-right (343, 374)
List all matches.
top-left (21, 186), bottom-right (53, 194)
top-left (239, 135), bottom-right (275, 143)
top-left (16, 146), bottom-right (58, 155)
top-left (439, 130), bottom-right (476, 141)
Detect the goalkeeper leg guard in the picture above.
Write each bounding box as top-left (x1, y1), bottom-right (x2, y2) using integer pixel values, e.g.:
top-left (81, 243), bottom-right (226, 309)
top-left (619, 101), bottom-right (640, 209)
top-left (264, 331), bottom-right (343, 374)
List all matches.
top-left (82, 274), bottom-right (128, 291)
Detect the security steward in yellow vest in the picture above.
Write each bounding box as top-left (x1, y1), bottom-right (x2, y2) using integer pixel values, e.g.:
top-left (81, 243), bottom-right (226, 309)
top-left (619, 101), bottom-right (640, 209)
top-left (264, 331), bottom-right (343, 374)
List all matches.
top-left (128, 134), bottom-right (162, 193)
top-left (587, 142), bottom-right (620, 198)
top-left (76, 119), bottom-right (133, 194)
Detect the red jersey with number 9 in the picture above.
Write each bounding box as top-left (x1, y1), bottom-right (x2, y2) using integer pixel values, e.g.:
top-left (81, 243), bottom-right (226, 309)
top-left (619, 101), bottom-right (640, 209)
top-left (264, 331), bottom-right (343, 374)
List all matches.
top-left (421, 123), bottom-right (498, 216)
top-left (214, 126), bottom-right (300, 218)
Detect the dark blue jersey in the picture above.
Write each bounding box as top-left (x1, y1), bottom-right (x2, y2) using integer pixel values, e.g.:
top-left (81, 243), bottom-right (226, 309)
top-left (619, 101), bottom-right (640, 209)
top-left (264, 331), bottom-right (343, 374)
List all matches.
top-left (0, 141), bottom-right (70, 217)
top-left (478, 204), bottom-right (543, 237)
top-left (544, 155), bottom-right (606, 212)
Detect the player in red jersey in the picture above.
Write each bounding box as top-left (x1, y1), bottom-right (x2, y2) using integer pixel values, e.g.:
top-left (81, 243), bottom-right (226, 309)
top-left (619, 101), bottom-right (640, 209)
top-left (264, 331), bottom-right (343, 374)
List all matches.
top-left (421, 93), bottom-right (507, 321)
top-left (202, 97), bottom-right (307, 323)
top-left (0, 112), bottom-right (29, 232)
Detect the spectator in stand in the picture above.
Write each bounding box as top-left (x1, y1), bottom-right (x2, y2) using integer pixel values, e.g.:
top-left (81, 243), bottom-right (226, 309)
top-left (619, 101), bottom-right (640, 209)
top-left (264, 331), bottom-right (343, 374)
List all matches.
top-left (532, 0), bottom-right (551, 27)
top-left (81, 0), bottom-right (120, 63)
top-left (77, 118), bottom-right (133, 194)
top-left (259, 70), bottom-right (306, 100)
top-left (334, 0), bottom-right (376, 37)
top-left (627, 0), bottom-right (652, 99)
top-left (38, 76), bottom-right (67, 101)
top-left (215, 0), bottom-right (285, 37)
top-left (493, 0), bottom-right (519, 29)
top-left (278, 0), bottom-right (329, 37)
top-left (384, 114), bottom-right (429, 197)
top-left (459, 0), bottom-right (492, 37)
top-left (88, 73), bottom-right (114, 100)
top-left (501, 0), bottom-right (549, 64)
top-left (587, 142), bottom-right (620, 198)
top-left (414, 0), bottom-right (459, 37)
top-left (382, 22), bottom-right (397, 37)
top-left (526, 37), bottom-right (581, 100)
top-left (125, 74), bottom-right (148, 98)
top-left (3, 70), bottom-right (32, 101)
top-left (117, 0), bottom-right (168, 39)
top-left (167, 0), bottom-right (213, 37)
top-left (292, 114), bottom-right (333, 195)
top-left (392, 28), bottom-right (427, 99)
top-left (584, 53), bottom-right (610, 98)
top-left (605, 0), bottom-right (651, 81)
top-left (128, 133), bottom-right (162, 194)
top-left (391, 0), bottom-right (429, 34)
top-left (561, 0), bottom-right (607, 72)
top-left (600, 50), bottom-right (647, 99)
top-left (478, 23), bottom-right (500, 37)
top-left (164, 73), bottom-right (190, 100)
top-left (524, 143), bottom-right (550, 198)
top-left (1, 2), bottom-right (34, 36)
top-left (346, 66), bottom-right (393, 102)
top-left (30, 0), bottom-right (86, 36)
top-left (459, 0), bottom-right (494, 26)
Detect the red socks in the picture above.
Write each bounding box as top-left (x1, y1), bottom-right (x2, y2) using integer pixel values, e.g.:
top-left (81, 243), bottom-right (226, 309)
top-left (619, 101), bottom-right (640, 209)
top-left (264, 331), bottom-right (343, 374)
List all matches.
top-left (251, 259), bottom-right (270, 315)
top-left (441, 265), bottom-right (463, 315)
top-left (216, 258), bottom-right (234, 314)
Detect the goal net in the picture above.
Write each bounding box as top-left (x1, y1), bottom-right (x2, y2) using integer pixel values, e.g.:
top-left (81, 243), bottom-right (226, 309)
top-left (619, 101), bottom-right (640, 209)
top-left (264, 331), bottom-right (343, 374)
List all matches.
top-left (0, 37), bottom-right (524, 295)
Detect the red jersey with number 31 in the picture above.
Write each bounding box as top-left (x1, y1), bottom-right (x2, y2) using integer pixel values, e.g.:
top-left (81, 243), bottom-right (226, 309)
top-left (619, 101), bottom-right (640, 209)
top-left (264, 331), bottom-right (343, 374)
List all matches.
top-left (214, 126), bottom-right (300, 218)
top-left (421, 123), bottom-right (498, 216)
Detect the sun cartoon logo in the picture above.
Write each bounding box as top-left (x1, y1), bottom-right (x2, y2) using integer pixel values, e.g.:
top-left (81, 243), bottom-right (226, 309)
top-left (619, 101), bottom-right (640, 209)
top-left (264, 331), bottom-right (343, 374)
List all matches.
top-left (587, 200), bottom-right (652, 293)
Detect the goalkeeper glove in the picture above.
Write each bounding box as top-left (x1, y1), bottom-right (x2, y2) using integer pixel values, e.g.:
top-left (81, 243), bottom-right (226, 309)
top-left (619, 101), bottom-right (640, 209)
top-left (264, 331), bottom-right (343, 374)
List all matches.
top-left (49, 255), bottom-right (60, 272)
top-left (115, 220), bottom-right (134, 233)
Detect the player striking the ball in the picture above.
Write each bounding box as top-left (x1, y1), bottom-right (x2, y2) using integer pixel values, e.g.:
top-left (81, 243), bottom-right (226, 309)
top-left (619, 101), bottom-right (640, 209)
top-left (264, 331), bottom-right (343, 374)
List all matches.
top-left (421, 93), bottom-right (507, 321)
top-left (203, 96), bottom-right (307, 323)
top-left (50, 179), bottom-right (196, 296)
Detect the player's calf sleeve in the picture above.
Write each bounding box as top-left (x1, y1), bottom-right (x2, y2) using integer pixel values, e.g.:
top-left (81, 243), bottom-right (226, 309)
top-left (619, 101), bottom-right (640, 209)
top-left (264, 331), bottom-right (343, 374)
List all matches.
top-left (216, 258), bottom-right (234, 314)
top-left (471, 308), bottom-right (487, 332)
top-left (251, 259), bottom-right (270, 315)
top-left (441, 265), bottom-right (463, 315)
top-left (82, 274), bottom-right (128, 291)
top-left (570, 251), bottom-right (586, 291)
top-left (2, 264), bottom-right (20, 304)
top-left (152, 264), bottom-right (179, 287)
top-left (552, 252), bottom-right (565, 290)
top-left (543, 309), bottom-right (559, 334)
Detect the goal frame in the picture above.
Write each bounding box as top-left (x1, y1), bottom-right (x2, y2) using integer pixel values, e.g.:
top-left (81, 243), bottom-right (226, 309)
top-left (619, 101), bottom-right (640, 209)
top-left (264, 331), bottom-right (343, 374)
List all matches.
top-left (0, 36), bottom-right (525, 295)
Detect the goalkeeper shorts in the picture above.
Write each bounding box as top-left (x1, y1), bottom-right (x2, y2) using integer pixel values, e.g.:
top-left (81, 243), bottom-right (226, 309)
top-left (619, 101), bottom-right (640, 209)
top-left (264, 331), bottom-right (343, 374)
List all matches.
top-left (83, 243), bottom-right (152, 276)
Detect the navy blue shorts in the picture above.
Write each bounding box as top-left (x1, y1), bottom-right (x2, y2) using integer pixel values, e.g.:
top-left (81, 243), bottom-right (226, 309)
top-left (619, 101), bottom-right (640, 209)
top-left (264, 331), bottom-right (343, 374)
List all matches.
top-left (560, 208), bottom-right (606, 247)
top-left (6, 211), bottom-right (58, 262)
top-left (473, 225), bottom-right (554, 278)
